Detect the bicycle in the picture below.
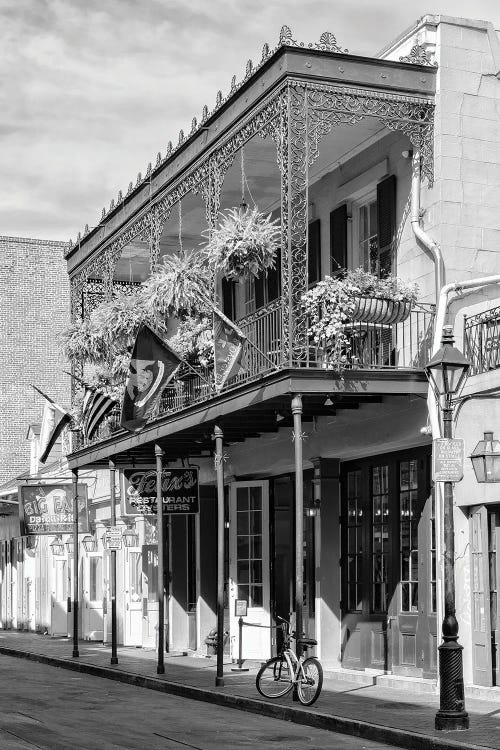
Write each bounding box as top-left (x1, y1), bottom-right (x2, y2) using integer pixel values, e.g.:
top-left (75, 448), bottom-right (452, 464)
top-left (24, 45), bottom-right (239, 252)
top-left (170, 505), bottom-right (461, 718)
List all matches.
top-left (255, 616), bottom-right (323, 706)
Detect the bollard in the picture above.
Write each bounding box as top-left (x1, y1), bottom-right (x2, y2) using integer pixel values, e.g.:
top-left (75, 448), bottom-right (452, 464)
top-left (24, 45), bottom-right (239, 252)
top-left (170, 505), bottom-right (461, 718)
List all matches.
top-left (231, 617), bottom-right (249, 672)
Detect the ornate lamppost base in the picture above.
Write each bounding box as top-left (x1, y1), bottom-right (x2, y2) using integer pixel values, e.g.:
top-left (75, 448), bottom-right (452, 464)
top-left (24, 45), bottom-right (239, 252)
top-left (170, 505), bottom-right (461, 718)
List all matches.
top-left (435, 710), bottom-right (469, 732)
top-left (435, 637), bottom-right (469, 731)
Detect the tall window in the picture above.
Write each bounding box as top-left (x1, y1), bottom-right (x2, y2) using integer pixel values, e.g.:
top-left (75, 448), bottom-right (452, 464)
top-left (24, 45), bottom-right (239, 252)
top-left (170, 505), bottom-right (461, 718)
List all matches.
top-left (89, 556), bottom-right (102, 601)
top-left (346, 470), bottom-right (363, 612)
top-left (359, 199), bottom-right (378, 273)
top-left (236, 486), bottom-right (263, 607)
top-left (400, 460), bottom-right (419, 613)
top-left (372, 465), bottom-right (389, 613)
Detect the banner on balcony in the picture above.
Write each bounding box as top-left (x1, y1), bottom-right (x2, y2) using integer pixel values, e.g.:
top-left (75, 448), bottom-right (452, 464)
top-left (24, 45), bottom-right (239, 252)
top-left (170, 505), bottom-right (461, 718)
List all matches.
top-left (31, 386), bottom-right (72, 463)
top-left (19, 484), bottom-right (89, 535)
top-left (213, 308), bottom-right (246, 391)
top-left (120, 324), bottom-right (182, 433)
top-left (121, 468), bottom-right (199, 515)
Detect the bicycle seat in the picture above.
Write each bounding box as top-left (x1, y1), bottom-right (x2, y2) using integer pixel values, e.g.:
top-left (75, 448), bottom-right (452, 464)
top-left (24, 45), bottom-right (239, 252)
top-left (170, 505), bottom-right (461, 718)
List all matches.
top-left (296, 637), bottom-right (317, 647)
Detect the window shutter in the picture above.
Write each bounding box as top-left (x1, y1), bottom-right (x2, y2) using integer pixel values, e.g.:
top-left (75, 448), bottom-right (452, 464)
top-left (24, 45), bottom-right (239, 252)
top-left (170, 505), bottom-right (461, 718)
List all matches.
top-left (330, 204), bottom-right (347, 273)
top-left (221, 277), bottom-right (235, 320)
top-left (308, 219), bottom-right (321, 285)
top-left (377, 175), bottom-right (396, 275)
top-left (267, 247), bottom-right (281, 302)
top-left (255, 272), bottom-right (265, 310)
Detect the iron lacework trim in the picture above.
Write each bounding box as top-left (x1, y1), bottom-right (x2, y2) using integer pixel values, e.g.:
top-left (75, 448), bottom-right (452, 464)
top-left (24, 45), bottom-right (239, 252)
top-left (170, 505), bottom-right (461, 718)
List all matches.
top-left (464, 306), bottom-right (500, 377)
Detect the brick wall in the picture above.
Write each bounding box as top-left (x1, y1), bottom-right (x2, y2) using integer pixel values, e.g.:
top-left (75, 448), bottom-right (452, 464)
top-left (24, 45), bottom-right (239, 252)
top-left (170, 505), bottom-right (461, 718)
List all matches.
top-left (0, 236), bottom-right (70, 484)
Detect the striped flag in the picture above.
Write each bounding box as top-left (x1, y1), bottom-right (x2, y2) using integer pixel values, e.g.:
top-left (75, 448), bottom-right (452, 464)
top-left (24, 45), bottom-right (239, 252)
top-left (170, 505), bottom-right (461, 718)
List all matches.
top-left (82, 386), bottom-right (117, 441)
top-left (31, 386), bottom-right (72, 463)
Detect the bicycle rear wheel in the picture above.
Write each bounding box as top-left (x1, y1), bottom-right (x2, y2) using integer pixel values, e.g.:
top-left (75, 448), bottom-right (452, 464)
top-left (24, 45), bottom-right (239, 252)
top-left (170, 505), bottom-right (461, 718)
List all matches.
top-left (297, 657), bottom-right (323, 706)
top-left (256, 656), bottom-right (293, 699)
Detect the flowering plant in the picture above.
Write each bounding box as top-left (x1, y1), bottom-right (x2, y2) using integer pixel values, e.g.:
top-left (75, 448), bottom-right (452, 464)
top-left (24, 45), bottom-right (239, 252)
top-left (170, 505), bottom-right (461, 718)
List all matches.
top-left (203, 206), bottom-right (280, 280)
top-left (342, 268), bottom-right (419, 303)
top-left (168, 315), bottom-right (214, 368)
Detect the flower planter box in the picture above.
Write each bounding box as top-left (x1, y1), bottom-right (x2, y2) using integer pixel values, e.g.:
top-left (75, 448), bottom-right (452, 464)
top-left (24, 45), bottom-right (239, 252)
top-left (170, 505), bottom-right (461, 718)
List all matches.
top-left (351, 296), bottom-right (413, 325)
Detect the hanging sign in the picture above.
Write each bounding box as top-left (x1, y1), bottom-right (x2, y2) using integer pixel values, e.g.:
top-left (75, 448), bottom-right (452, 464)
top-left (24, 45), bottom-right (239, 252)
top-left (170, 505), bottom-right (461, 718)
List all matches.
top-left (122, 468), bottom-right (199, 515)
top-left (104, 526), bottom-right (122, 550)
top-left (19, 484), bottom-right (89, 535)
top-left (432, 438), bottom-right (465, 482)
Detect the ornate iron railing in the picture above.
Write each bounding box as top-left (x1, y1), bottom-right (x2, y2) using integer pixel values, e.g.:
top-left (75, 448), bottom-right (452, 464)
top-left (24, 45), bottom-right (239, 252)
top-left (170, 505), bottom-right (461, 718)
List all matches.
top-left (82, 300), bottom-right (435, 448)
top-left (464, 306), bottom-right (500, 376)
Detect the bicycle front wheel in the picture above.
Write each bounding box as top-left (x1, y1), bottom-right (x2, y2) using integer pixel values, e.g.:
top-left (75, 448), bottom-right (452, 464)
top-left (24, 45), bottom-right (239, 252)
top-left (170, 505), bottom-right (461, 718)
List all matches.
top-left (256, 656), bottom-right (293, 699)
top-left (297, 657), bottom-right (323, 706)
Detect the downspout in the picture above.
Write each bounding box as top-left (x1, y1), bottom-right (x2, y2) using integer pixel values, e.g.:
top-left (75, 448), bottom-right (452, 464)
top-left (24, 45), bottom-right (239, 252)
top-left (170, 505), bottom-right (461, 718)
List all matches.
top-left (410, 150), bottom-right (444, 302)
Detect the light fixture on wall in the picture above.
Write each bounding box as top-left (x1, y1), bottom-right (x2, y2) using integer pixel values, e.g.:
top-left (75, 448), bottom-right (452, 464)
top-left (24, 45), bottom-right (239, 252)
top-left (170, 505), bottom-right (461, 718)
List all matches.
top-left (401, 149), bottom-right (414, 159)
top-left (122, 528), bottom-right (139, 548)
top-left (276, 411), bottom-right (285, 423)
top-left (305, 499), bottom-right (320, 518)
top-left (82, 535), bottom-right (97, 553)
top-left (470, 431), bottom-right (500, 483)
top-left (50, 537), bottom-right (64, 556)
top-left (324, 396), bottom-right (334, 407)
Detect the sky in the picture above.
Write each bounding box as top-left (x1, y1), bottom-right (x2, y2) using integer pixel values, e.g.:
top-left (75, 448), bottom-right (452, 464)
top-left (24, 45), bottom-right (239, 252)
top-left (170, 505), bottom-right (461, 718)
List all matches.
top-left (1, 0), bottom-right (499, 243)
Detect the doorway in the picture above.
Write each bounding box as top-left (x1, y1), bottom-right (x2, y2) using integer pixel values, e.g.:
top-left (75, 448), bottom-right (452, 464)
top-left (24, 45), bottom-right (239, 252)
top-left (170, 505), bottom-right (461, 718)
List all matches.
top-left (124, 547), bottom-right (143, 646)
top-left (229, 481), bottom-right (271, 660)
top-left (82, 554), bottom-right (104, 640)
top-left (340, 447), bottom-right (436, 675)
top-left (51, 557), bottom-right (68, 636)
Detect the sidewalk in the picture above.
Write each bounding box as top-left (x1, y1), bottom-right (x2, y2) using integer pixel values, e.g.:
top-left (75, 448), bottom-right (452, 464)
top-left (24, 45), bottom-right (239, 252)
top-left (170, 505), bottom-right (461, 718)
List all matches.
top-left (0, 632), bottom-right (498, 750)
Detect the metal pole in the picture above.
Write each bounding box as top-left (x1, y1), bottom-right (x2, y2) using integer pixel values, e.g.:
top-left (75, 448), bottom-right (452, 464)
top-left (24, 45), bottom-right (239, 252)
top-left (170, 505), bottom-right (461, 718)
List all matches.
top-left (292, 394), bottom-right (304, 658)
top-left (435, 399), bottom-right (469, 730)
top-left (109, 459), bottom-right (118, 665)
top-left (214, 425), bottom-right (225, 687)
top-left (71, 469), bottom-right (79, 658)
top-left (155, 443), bottom-right (165, 675)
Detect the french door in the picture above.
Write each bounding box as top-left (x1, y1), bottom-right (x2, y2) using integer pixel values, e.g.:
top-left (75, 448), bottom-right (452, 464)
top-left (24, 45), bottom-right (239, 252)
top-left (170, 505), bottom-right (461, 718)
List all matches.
top-left (82, 554), bottom-right (104, 640)
top-left (229, 481), bottom-right (271, 660)
top-left (341, 448), bottom-right (435, 675)
top-left (124, 547), bottom-right (143, 646)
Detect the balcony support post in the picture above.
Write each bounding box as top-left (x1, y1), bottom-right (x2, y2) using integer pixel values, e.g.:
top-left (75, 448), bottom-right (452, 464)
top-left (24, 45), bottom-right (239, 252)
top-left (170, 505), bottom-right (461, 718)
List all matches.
top-left (214, 425), bottom-right (226, 687)
top-left (292, 394), bottom-right (304, 660)
top-left (155, 442), bottom-right (166, 674)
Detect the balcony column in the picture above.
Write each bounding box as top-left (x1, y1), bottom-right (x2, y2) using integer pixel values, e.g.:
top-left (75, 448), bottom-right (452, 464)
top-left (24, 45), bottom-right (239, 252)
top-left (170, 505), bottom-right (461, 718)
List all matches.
top-left (213, 425), bottom-right (225, 687)
top-left (155, 443), bottom-right (166, 674)
top-left (71, 469), bottom-right (79, 658)
top-left (292, 394), bottom-right (304, 658)
top-left (285, 83), bottom-right (309, 366)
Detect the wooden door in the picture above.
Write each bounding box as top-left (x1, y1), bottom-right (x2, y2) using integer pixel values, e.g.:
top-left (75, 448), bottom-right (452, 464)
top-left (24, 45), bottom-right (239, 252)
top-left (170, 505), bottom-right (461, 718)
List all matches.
top-left (341, 448), bottom-right (433, 674)
top-left (124, 548), bottom-right (143, 646)
top-left (142, 544), bottom-right (159, 648)
top-left (229, 482), bottom-right (270, 660)
top-left (82, 554), bottom-right (104, 640)
top-left (469, 505), bottom-right (493, 685)
top-left (51, 557), bottom-right (68, 636)
top-left (489, 508), bottom-right (500, 686)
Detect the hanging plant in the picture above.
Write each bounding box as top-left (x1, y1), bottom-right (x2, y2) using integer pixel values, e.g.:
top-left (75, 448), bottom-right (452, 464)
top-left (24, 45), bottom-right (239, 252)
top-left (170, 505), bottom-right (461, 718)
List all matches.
top-left (203, 206), bottom-right (280, 281)
top-left (301, 269), bottom-right (419, 373)
top-left (141, 248), bottom-right (211, 319)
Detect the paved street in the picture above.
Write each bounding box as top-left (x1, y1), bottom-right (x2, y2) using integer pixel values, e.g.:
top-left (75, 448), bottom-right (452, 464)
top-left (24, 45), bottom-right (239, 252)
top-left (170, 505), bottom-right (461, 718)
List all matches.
top-left (0, 655), bottom-right (403, 750)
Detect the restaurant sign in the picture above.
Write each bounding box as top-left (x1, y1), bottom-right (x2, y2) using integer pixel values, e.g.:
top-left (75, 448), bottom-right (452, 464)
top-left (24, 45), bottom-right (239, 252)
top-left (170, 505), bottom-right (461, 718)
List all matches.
top-left (122, 468), bottom-right (199, 515)
top-left (19, 484), bottom-right (89, 535)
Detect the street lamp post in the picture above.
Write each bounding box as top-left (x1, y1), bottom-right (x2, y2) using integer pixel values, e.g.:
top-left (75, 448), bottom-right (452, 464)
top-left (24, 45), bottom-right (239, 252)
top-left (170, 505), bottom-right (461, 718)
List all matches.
top-left (425, 324), bottom-right (470, 732)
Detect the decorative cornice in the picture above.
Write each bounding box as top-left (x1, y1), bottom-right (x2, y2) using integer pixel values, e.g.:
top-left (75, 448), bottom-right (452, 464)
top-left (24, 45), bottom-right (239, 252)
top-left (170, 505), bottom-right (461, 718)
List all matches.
top-left (399, 44), bottom-right (437, 67)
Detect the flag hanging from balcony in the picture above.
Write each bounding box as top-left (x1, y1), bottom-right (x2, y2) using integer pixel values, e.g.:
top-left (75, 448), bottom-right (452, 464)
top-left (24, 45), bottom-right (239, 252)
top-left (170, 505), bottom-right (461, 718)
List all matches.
top-left (31, 386), bottom-right (72, 463)
top-left (120, 324), bottom-right (182, 433)
top-left (213, 308), bottom-right (246, 391)
top-left (82, 386), bottom-right (117, 441)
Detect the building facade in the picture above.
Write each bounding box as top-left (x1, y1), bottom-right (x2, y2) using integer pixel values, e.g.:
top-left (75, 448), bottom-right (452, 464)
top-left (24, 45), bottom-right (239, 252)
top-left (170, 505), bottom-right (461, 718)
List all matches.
top-left (4, 15), bottom-right (500, 691)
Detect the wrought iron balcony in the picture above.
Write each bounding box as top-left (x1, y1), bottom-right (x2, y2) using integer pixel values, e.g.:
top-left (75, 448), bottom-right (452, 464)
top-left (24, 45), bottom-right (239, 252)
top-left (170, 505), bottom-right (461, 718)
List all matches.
top-left (464, 306), bottom-right (500, 376)
top-left (82, 299), bottom-right (435, 448)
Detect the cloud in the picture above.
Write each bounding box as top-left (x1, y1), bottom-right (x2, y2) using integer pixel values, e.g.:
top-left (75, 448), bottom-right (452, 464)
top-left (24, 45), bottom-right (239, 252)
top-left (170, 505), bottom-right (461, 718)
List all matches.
top-left (0, 0), bottom-right (499, 240)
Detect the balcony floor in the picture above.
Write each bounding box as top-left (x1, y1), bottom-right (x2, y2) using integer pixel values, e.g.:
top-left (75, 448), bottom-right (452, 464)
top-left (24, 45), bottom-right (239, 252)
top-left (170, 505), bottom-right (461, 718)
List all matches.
top-left (68, 367), bottom-right (429, 470)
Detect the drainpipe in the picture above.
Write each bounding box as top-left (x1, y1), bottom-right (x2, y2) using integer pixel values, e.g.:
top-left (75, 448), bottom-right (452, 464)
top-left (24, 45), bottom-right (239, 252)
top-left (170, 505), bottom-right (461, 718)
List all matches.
top-left (410, 150), bottom-right (444, 303)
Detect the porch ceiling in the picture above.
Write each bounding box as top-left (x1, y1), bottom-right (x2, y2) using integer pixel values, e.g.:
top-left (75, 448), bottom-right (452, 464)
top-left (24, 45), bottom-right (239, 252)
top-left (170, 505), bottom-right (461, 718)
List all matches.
top-left (68, 369), bottom-right (429, 470)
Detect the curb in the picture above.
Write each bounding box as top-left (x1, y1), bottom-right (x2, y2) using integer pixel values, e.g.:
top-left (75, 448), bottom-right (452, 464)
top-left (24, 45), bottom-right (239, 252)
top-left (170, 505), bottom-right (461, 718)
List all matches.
top-left (0, 646), bottom-right (491, 750)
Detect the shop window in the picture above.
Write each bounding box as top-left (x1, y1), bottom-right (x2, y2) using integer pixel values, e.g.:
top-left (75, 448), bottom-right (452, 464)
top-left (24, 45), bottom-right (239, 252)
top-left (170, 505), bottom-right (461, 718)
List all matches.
top-left (146, 548), bottom-right (159, 603)
top-left (400, 460), bottom-right (419, 613)
top-left (236, 486), bottom-right (263, 608)
top-left (129, 551), bottom-right (142, 602)
top-left (372, 465), bottom-right (389, 613)
top-left (345, 470), bottom-right (363, 612)
top-left (89, 556), bottom-right (102, 602)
